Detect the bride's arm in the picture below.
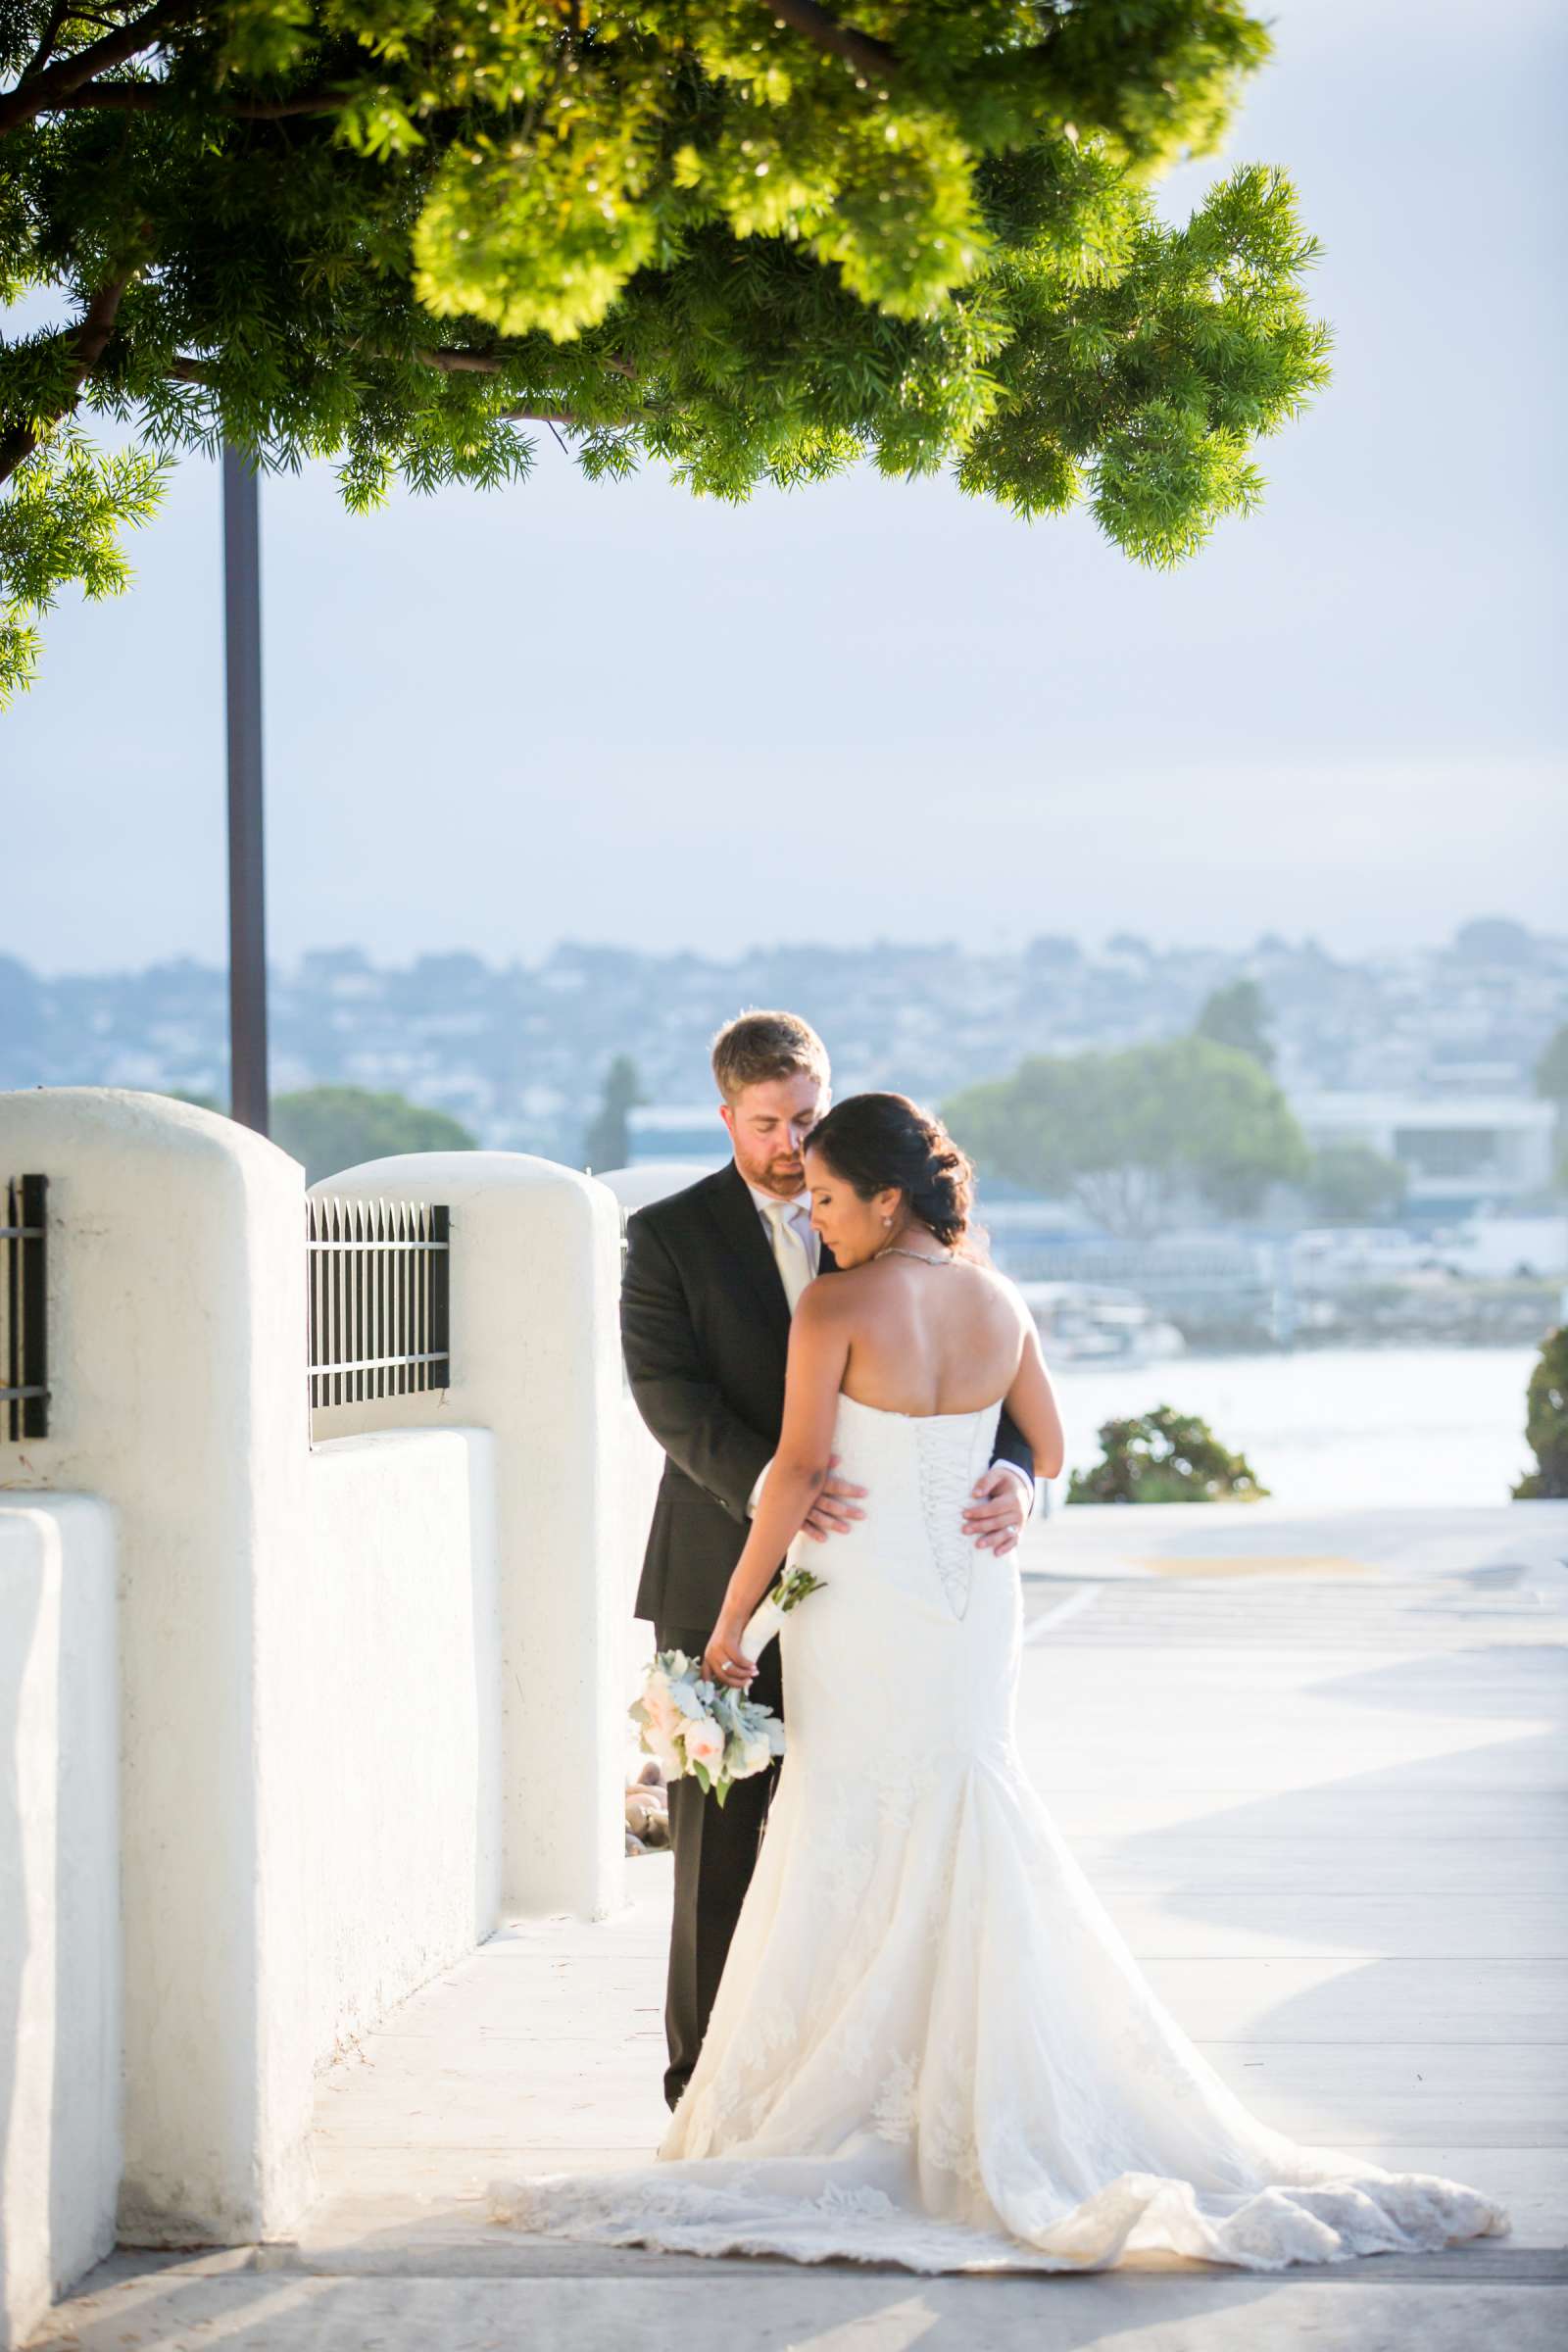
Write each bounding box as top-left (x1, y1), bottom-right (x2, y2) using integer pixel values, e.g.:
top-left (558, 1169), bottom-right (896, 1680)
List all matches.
top-left (704, 1282), bottom-right (850, 1685)
top-left (1004, 1316), bottom-right (1066, 1482)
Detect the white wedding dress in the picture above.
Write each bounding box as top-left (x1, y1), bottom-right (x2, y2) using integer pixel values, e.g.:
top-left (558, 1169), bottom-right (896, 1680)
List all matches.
top-left (489, 1394), bottom-right (1508, 2272)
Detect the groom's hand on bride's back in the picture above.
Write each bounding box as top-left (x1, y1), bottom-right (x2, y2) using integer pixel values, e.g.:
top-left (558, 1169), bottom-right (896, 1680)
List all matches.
top-left (801, 1452), bottom-right (868, 1544)
top-left (964, 1466), bottom-right (1029, 1559)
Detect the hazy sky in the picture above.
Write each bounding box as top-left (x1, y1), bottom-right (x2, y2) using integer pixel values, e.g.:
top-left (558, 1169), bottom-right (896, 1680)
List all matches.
top-left (6, 0), bottom-right (1564, 975)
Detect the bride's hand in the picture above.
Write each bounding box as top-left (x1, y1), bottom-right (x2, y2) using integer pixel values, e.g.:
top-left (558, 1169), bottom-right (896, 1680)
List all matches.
top-left (704, 1617), bottom-right (757, 1689)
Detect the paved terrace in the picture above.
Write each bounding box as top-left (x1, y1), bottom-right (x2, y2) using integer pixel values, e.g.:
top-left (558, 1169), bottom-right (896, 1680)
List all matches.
top-left (30, 1499), bottom-right (1568, 2350)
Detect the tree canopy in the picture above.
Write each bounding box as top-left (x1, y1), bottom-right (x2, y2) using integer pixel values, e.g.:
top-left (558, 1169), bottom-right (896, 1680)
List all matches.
top-left (1514, 1325), bottom-right (1568, 1502)
top-left (1535, 1022), bottom-right (1568, 1108)
top-left (1066, 1404), bottom-right (1267, 1504)
top-left (271, 1082), bottom-right (476, 1180)
top-left (945, 1034), bottom-right (1310, 1235)
top-left (1194, 975), bottom-right (1274, 1070)
top-left (1303, 1141), bottom-right (1407, 1228)
top-left (0, 2), bottom-right (1330, 701)
top-left (583, 1049), bottom-right (644, 1170)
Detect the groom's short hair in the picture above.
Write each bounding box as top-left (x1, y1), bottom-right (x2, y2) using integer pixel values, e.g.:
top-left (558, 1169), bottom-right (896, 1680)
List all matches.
top-left (710, 1010), bottom-right (830, 1102)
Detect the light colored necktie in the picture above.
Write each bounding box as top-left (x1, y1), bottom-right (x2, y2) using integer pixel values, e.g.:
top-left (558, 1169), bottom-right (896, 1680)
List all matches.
top-left (764, 1199), bottom-right (813, 1315)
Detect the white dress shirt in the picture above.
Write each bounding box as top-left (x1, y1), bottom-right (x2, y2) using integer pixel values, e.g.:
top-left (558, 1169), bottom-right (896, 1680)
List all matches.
top-left (739, 1175), bottom-right (1035, 1524)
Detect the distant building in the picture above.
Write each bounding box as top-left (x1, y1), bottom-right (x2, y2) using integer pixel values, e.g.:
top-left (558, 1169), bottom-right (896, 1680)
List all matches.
top-left (625, 1105), bottom-right (727, 1167)
top-left (973, 1197), bottom-right (1102, 1276)
top-left (1291, 1091), bottom-right (1557, 1218)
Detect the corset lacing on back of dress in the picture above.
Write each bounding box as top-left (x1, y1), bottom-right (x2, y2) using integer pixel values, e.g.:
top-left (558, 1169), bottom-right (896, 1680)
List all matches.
top-left (912, 1415), bottom-right (986, 1621)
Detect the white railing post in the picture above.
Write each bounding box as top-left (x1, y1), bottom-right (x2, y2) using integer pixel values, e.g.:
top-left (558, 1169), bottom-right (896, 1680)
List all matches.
top-left (308, 1152), bottom-right (625, 1919)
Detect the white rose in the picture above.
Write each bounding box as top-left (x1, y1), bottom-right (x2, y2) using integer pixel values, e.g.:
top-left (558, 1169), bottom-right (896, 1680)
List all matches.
top-left (643, 1679), bottom-right (680, 1739)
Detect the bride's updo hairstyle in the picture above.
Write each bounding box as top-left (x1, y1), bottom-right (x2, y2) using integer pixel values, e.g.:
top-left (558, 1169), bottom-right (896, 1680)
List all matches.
top-left (806, 1093), bottom-right (975, 1250)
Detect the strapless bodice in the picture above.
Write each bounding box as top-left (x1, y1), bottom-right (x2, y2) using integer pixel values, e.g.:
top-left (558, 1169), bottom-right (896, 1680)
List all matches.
top-left (818, 1390), bottom-right (1005, 1624)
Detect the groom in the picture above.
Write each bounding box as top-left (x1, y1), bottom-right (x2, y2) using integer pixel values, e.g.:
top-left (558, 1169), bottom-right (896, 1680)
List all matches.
top-left (621, 1009), bottom-right (1037, 2109)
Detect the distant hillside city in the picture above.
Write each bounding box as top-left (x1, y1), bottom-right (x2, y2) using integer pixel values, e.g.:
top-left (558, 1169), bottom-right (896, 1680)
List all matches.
top-left (6, 915), bottom-right (1565, 1349)
top-left (3, 917), bottom-right (1564, 1175)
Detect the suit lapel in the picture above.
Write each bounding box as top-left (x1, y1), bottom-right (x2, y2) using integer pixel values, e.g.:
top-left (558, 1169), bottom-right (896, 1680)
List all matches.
top-left (703, 1162), bottom-right (792, 1356)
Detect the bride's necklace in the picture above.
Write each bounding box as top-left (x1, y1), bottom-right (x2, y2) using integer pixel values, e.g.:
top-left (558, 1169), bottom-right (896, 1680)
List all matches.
top-left (874, 1240), bottom-right (956, 1267)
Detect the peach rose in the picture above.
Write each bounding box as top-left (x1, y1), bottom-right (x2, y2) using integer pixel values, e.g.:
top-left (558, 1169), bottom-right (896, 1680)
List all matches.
top-left (679, 1715), bottom-right (725, 1771)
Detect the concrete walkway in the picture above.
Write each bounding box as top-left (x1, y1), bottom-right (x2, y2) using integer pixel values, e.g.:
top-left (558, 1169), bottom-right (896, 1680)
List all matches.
top-left (30, 1500), bottom-right (1568, 2349)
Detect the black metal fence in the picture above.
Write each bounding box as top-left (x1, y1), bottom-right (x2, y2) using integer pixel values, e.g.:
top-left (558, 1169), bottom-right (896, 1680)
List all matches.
top-left (307, 1196), bottom-right (450, 1410)
top-left (2, 1174), bottom-right (48, 1441)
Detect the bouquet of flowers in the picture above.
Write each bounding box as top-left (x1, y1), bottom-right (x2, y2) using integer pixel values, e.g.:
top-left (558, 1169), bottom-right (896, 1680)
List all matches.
top-left (631, 1564), bottom-right (825, 1806)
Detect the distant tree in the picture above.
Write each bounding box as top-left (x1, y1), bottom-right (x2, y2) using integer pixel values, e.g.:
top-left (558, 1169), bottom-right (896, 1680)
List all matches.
top-left (1513, 1327), bottom-right (1568, 1501)
top-left (1194, 977), bottom-right (1275, 1071)
top-left (583, 1053), bottom-right (645, 1174)
top-left (1067, 1406), bottom-right (1268, 1503)
top-left (1303, 1143), bottom-right (1407, 1225)
top-left (273, 1085), bottom-right (476, 1184)
top-left (409, 951), bottom-right (491, 992)
top-left (1450, 917), bottom-right (1536, 967)
top-left (1025, 934), bottom-right (1082, 972)
top-left (1536, 1024), bottom-right (1568, 1107)
top-left (0, 2), bottom-right (1331, 701)
top-left (946, 1036), bottom-right (1309, 1237)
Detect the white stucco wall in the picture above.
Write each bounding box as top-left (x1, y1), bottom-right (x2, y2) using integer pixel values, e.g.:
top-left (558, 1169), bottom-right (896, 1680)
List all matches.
top-left (0, 1098), bottom-right (630, 2281)
top-left (308, 1154), bottom-right (625, 1919)
top-left (0, 1497), bottom-right (119, 2352)
top-left (0, 1089), bottom-right (316, 2246)
top-left (303, 1429), bottom-right (501, 2060)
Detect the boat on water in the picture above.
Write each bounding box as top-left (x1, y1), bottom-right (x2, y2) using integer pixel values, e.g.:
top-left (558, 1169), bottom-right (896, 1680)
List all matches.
top-left (1016, 1279), bottom-right (1187, 1366)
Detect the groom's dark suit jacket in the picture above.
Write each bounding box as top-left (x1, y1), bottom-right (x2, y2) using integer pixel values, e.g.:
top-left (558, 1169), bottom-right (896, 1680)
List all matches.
top-left (623, 1158), bottom-right (1035, 1630)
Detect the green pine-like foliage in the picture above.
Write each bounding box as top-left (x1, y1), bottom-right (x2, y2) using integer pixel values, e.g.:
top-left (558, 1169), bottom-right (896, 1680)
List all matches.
top-left (1067, 1406), bottom-right (1269, 1503)
top-left (1, 3), bottom-right (1332, 701)
top-left (1513, 1327), bottom-right (1568, 1501)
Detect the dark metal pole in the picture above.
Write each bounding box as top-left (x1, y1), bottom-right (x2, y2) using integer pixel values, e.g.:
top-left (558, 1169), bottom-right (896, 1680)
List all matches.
top-left (223, 443), bottom-right (270, 1135)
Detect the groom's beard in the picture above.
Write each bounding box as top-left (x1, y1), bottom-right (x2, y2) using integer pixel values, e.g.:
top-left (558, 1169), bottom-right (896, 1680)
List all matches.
top-left (734, 1147), bottom-right (807, 1198)
top-left (753, 1161), bottom-right (805, 1198)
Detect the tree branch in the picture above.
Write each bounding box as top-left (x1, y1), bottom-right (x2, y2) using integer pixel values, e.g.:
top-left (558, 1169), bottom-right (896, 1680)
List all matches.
top-left (415, 346), bottom-right (504, 375)
top-left (0, 0), bottom-right (195, 138)
top-left (160, 354), bottom-right (638, 432)
top-left (50, 79), bottom-right (353, 119)
top-left (42, 81), bottom-right (158, 109)
top-left (21, 3), bottom-right (71, 84)
top-left (497, 405), bottom-right (634, 429)
top-left (415, 347), bottom-right (640, 418)
top-left (765, 0), bottom-right (896, 81)
top-left (0, 271), bottom-right (131, 483)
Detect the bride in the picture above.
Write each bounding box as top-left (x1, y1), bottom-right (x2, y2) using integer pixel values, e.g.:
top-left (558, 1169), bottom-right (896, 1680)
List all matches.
top-left (490, 1093), bottom-right (1507, 2272)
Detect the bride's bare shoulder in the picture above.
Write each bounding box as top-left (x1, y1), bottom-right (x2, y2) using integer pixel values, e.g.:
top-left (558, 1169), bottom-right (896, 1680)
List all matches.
top-left (958, 1255), bottom-right (1035, 1335)
top-left (959, 1251), bottom-right (1027, 1302)
top-left (813, 1259), bottom-right (880, 1305)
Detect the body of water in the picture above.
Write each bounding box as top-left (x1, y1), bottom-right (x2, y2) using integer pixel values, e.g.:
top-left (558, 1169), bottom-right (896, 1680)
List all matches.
top-left (1049, 1346), bottom-right (1543, 1511)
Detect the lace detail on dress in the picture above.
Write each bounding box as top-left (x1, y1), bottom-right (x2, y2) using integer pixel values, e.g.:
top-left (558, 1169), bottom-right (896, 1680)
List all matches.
top-left (872, 2052), bottom-right (918, 2141)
